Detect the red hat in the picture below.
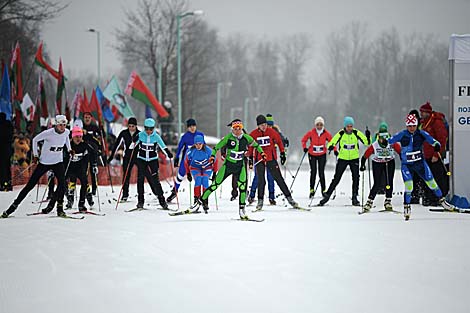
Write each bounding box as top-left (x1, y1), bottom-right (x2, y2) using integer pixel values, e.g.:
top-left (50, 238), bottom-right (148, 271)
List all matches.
top-left (419, 101), bottom-right (432, 113)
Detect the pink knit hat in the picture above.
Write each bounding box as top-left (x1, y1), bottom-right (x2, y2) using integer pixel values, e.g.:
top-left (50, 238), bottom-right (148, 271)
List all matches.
top-left (72, 126), bottom-right (83, 137)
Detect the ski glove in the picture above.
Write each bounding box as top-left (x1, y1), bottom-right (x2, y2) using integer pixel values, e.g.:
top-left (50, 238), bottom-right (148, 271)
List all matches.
top-left (164, 148), bottom-right (173, 159)
top-left (360, 157), bottom-right (366, 171)
top-left (261, 152), bottom-right (267, 161)
top-left (433, 142), bottom-right (441, 152)
top-left (69, 150), bottom-right (75, 157)
top-left (248, 158), bottom-right (254, 169)
top-left (92, 166), bottom-right (99, 175)
top-left (280, 152), bottom-right (286, 165)
top-left (187, 172), bottom-right (192, 182)
top-left (173, 157), bottom-right (179, 167)
top-left (334, 150), bottom-right (339, 157)
top-left (209, 156), bottom-right (215, 164)
top-left (303, 147), bottom-right (308, 153)
top-left (328, 146), bottom-right (334, 154)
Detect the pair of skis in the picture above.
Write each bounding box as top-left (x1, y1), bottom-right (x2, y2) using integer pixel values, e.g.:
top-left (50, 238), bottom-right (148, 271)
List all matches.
top-left (168, 202), bottom-right (265, 222)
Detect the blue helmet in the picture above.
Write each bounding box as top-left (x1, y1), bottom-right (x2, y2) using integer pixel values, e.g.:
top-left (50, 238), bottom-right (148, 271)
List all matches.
top-left (144, 118), bottom-right (156, 128)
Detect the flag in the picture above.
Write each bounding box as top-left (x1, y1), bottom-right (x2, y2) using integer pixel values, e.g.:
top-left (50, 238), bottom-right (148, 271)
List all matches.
top-left (21, 93), bottom-right (35, 121)
top-left (34, 42), bottom-right (60, 80)
top-left (96, 86), bottom-right (114, 122)
top-left (0, 66), bottom-right (12, 120)
top-left (125, 71), bottom-right (169, 118)
top-left (10, 41), bottom-right (23, 101)
top-left (89, 89), bottom-right (104, 127)
top-left (78, 88), bottom-right (92, 119)
top-left (55, 59), bottom-right (66, 115)
top-left (103, 76), bottom-right (134, 118)
top-left (32, 74), bottom-right (47, 135)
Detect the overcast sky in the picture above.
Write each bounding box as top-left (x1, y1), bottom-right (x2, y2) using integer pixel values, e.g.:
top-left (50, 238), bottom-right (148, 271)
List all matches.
top-left (42, 0), bottom-right (470, 78)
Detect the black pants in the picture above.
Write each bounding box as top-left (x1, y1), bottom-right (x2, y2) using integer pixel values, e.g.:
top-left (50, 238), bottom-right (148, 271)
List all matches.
top-left (325, 158), bottom-right (360, 197)
top-left (137, 158), bottom-right (164, 204)
top-left (8, 162), bottom-right (66, 214)
top-left (308, 154), bottom-right (327, 192)
top-left (88, 150), bottom-right (98, 194)
top-left (68, 165), bottom-right (88, 206)
top-left (423, 158), bottom-right (449, 202)
top-left (368, 160), bottom-right (395, 200)
top-left (256, 160), bottom-right (291, 199)
top-left (0, 149), bottom-right (11, 188)
top-left (122, 156), bottom-right (136, 198)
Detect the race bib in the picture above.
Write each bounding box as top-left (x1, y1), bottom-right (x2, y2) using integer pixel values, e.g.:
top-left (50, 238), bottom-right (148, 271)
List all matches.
top-left (343, 144), bottom-right (355, 150)
top-left (49, 146), bottom-right (63, 152)
top-left (313, 145), bottom-right (324, 152)
top-left (256, 136), bottom-right (270, 147)
top-left (229, 150), bottom-right (244, 161)
top-left (406, 151), bottom-right (422, 162)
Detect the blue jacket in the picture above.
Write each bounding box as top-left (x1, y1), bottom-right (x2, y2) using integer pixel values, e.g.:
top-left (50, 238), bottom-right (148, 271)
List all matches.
top-left (175, 131), bottom-right (205, 162)
top-left (136, 130), bottom-right (167, 161)
top-left (185, 146), bottom-right (213, 171)
top-left (388, 129), bottom-right (438, 165)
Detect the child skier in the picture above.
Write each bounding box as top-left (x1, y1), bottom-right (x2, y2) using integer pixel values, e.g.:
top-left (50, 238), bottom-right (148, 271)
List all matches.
top-left (360, 122), bottom-right (400, 213)
top-left (387, 114), bottom-right (454, 220)
top-left (167, 118), bottom-right (204, 203)
top-left (198, 119), bottom-right (265, 220)
top-left (184, 134), bottom-right (216, 212)
top-left (134, 118), bottom-right (173, 210)
top-left (2, 115), bottom-right (72, 218)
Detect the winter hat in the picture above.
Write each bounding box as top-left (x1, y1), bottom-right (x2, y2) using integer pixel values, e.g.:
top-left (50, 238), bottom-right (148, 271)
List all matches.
top-left (378, 122), bottom-right (388, 133)
top-left (419, 101), bottom-right (432, 113)
top-left (405, 114), bottom-right (418, 126)
top-left (266, 114), bottom-right (274, 126)
top-left (227, 119), bottom-right (243, 129)
top-left (194, 134), bottom-right (205, 144)
top-left (315, 116), bottom-right (325, 125)
top-left (55, 115), bottom-right (67, 125)
top-left (144, 118), bottom-right (156, 128)
top-left (128, 117), bottom-right (137, 125)
top-left (343, 116), bottom-right (354, 127)
top-left (71, 126), bottom-right (83, 137)
top-left (256, 114), bottom-right (267, 125)
top-left (186, 118), bottom-right (197, 127)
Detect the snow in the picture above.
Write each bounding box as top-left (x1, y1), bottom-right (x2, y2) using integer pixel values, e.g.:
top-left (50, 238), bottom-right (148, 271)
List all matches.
top-left (1, 168), bottom-right (469, 313)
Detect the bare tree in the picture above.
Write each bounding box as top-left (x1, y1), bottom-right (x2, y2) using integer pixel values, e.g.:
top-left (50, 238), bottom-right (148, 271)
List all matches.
top-left (0, 0), bottom-right (67, 25)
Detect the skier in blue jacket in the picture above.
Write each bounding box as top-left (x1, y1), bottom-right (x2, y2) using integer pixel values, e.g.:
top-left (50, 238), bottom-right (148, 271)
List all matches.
top-left (167, 118), bottom-right (204, 203)
top-left (388, 114), bottom-right (454, 220)
top-left (135, 118), bottom-right (173, 209)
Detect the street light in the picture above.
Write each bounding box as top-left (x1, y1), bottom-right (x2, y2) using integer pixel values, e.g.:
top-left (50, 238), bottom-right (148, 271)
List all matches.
top-left (177, 10), bottom-right (203, 136)
top-left (87, 28), bottom-right (101, 86)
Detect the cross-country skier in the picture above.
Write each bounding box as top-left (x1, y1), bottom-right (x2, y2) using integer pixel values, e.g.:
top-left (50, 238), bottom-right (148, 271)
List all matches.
top-left (134, 118), bottom-right (173, 210)
top-left (387, 114), bottom-right (454, 220)
top-left (107, 117), bottom-right (140, 202)
top-left (248, 114), bottom-right (300, 211)
top-left (301, 116), bottom-right (334, 199)
top-left (183, 134), bottom-right (216, 212)
top-left (166, 118), bottom-right (204, 203)
top-left (318, 116), bottom-right (370, 206)
top-left (360, 122), bottom-right (401, 213)
top-left (82, 112), bottom-right (102, 199)
top-left (198, 119), bottom-right (265, 220)
top-left (2, 115), bottom-right (72, 218)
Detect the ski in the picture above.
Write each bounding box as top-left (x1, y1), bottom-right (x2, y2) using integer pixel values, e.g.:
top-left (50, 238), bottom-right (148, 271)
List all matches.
top-left (125, 207), bottom-right (149, 213)
top-left (358, 209), bottom-right (401, 215)
top-left (429, 208), bottom-right (467, 213)
top-left (26, 212), bottom-right (48, 216)
top-left (231, 217), bottom-right (265, 222)
top-left (71, 211), bottom-right (106, 216)
top-left (49, 215), bottom-right (85, 220)
top-left (289, 206), bottom-right (311, 211)
top-left (168, 210), bottom-right (201, 216)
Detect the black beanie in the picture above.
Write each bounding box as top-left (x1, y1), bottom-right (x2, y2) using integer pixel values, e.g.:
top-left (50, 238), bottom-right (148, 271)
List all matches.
top-left (128, 117), bottom-right (137, 125)
top-left (256, 114), bottom-right (267, 125)
top-left (186, 118), bottom-right (196, 127)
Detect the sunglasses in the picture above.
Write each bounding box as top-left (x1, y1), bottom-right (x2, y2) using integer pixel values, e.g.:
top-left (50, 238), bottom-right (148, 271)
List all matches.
top-left (128, 124), bottom-right (136, 127)
top-left (145, 127), bottom-right (153, 131)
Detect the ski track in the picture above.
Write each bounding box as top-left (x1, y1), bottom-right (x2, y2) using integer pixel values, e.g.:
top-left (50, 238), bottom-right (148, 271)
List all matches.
top-left (1, 169), bottom-right (469, 313)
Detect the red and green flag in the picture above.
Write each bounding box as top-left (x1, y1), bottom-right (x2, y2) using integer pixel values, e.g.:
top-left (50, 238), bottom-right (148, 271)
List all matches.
top-left (32, 74), bottom-right (48, 134)
top-left (89, 88), bottom-right (104, 127)
top-left (55, 59), bottom-right (66, 115)
top-left (10, 41), bottom-right (25, 131)
top-left (125, 71), bottom-right (169, 118)
top-left (34, 41), bottom-right (60, 80)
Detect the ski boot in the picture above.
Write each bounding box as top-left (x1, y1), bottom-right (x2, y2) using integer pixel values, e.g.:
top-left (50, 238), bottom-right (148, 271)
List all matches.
top-left (201, 198), bottom-right (209, 214)
top-left (56, 203), bottom-right (66, 217)
top-left (351, 195), bottom-right (360, 206)
top-left (322, 190), bottom-right (328, 198)
top-left (309, 189), bottom-right (315, 199)
top-left (384, 198), bottom-right (393, 211)
top-left (1, 211), bottom-right (9, 218)
top-left (42, 203), bottom-right (54, 214)
top-left (159, 197), bottom-right (169, 210)
top-left (318, 193), bottom-right (331, 206)
top-left (120, 196), bottom-right (128, 202)
top-left (269, 198), bottom-right (276, 205)
top-left (286, 196), bottom-right (299, 209)
top-left (3, 203), bottom-right (18, 217)
top-left (136, 202), bottom-right (144, 209)
top-left (255, 199), bottom-right (264, 211)
top-left (78, 201), bottom-right (87, 213)
top-left (439, 197), bottom-right (455, 212)
top-left (239, 205), bottom-right (249, 220)
top-left (166, 189), bottom-right (177, 203)
top-left (86, 192), bottom-right (94, 208)
top-left (404, 204), bottom-right (411, 221)
top-left (362, 199), bottom-right (373, 213)
top-left (247, 197), bottom-right (255, 205)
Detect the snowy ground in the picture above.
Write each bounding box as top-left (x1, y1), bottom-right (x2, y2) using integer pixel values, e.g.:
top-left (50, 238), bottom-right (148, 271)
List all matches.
top-left (1, 167), bottom-right (469, 313)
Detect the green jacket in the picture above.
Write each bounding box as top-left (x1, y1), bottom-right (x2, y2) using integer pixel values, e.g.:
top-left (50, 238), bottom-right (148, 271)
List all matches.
top-left (328, 128), bottom-right (369, 160)
top-left (213, 132), bottom-right (263, 164)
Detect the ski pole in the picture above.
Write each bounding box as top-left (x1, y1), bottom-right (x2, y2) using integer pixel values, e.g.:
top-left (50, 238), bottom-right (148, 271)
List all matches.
top-left (385, 161), bottom-right (391, 190)
top-left (12, 163), bottom-right (35, 181)
top-left (37, 174), bottom-right (54, 213)
top-left (361, 165), bottom-right (365, 208)
top-left (437, 152), bottom-right (451, 176)
top-left (331, 155), bottom-right (338, 200)
top-left (114, 146), bottom-right (137, 210)
top-left (95, 172), bottom-right (101, 212)
top-left (289, 151), bottom-right (307, 193)
top-left (365, 126), bottom-right (372, 190)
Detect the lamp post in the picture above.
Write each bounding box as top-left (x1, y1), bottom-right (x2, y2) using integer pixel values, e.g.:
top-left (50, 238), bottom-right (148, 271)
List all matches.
top-left (177, 10), bottom-right (203, 136)
top-left (87, 28), bottom-right (100, 86)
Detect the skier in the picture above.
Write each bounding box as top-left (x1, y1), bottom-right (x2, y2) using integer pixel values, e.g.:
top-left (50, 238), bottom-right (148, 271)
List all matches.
top-left (360, 122), bottom-right (401, 213)
top-left (2, 115), bottom-right (72, 218)
top-left (107, 117), bottom-right (140, 202)
top-left (248, 114), bottom-right (301, 211)
top-left (387, 114), bottom-right (454, 220)
top-left (198, 119), bottom-right (265, 220)
top-left (64, 126), bottom-right (90, 211)
top-left (134, 118), bottom-right (173, 210)
top-left (166, 118), bottom-right (204, 203)
top-left (318, 116), bottom-right (370, 206)
top-left (301, 116), bottom-right (334, 198)
top-left (183, 134), bottom-right (216, 212)
top-left (82, 112), bottom-right (102, 200)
